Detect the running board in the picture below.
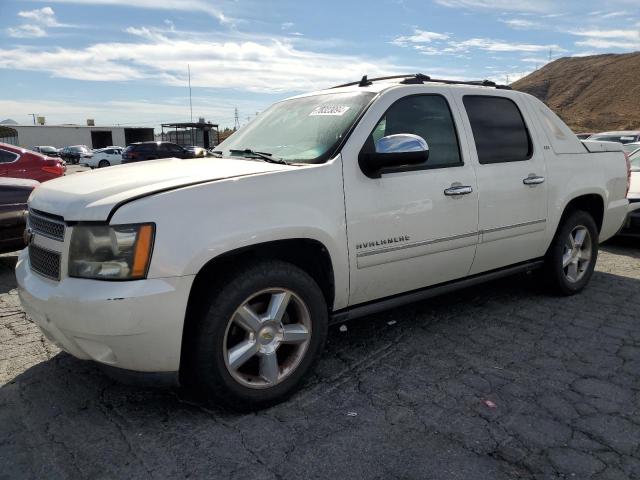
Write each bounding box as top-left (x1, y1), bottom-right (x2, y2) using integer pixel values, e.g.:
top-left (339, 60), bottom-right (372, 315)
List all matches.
top-left (331, 259), bottom-right (544, 324)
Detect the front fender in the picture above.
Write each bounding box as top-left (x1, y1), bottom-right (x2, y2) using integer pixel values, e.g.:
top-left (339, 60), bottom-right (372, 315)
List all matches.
top-left (110, 160), bottom-right (350, 309)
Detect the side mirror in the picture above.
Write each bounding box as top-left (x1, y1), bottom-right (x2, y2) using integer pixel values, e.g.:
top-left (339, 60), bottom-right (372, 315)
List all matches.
top-left (359, 134), bottom-right (429, 178)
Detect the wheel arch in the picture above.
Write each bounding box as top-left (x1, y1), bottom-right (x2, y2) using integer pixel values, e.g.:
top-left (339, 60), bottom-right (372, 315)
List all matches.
top-left (559, 193), bottom-right (605, 233)
top-left (179, 238), bottom-right (336, 377)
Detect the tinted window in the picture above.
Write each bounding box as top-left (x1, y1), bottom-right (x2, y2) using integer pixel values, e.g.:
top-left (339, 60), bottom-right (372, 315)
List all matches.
top-left (162, 143), bottom-right (184, 153)
top-left (134, 144), bottom-right (156, 152)
top-left (0, 149), bottom-right (18, 163)
top-left (463, 96), bottom-right (532, 164)
top-left (364, 95), bottom-right (462, 169)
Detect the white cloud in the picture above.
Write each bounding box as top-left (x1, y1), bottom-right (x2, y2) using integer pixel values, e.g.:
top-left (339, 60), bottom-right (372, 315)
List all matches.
top-left (575, 38), bottom-right (640, 49)
top-left (569, 29), bottom-right (640, 50)
top-left (500, 18), bottom-right (542, 30)
top-left (33, 0), bottom-right (232, 24)
top-left (18, 7), bottom-right (62, 27)
top-left (569, 29), bottom-right (640, 40)
top-left (7, 25), bottom-right (47, 38)
top-left (435, 0), bottom-right (554, 13)
top-left (447, 38), bottom-right (563, 53)
top-left (392, 29), bottom-right (449, 47)
top-left (0, 31), bottom-right (417, 92)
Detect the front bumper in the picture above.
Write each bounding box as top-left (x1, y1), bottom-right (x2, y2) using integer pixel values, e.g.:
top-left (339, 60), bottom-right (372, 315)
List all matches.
top-left (16, 249), bottom-right (195, 373)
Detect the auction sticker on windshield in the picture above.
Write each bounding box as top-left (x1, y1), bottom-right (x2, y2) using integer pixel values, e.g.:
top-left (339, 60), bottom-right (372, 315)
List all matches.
top-left (309, 105), bottom-right (351, 116)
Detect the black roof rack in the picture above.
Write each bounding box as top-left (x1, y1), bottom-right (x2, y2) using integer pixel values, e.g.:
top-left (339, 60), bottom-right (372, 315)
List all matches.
top-left (331, 73), bottom-right (511, 90)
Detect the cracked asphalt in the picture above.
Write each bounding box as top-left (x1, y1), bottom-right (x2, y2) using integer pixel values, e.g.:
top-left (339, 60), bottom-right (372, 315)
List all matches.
top-left (1, 239), bottom-right (639, 479)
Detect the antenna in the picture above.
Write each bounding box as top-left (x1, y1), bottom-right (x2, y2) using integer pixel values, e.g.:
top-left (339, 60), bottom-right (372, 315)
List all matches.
top-left (29, 113), bottom-right (37, 125)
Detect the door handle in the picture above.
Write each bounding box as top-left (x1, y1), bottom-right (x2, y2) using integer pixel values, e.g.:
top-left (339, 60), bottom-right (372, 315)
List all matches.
top-left (444, 185), bottom-right (473, 196)
top-left (523, 175), bottom-right (545, 185)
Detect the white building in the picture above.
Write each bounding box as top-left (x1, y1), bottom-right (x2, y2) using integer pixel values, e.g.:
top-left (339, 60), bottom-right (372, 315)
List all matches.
top-left (0, 124), bottom-right (154, 149)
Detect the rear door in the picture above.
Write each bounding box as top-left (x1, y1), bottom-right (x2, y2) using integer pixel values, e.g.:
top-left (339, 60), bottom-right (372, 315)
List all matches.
top-left (455, 93), bottom-right (548, 274)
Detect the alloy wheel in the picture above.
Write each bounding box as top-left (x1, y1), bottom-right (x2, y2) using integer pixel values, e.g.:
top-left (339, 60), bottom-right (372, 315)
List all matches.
top-left (223, 288), bottom-right (312, 389)
top-left (562, 225), bottom-right (592, 283)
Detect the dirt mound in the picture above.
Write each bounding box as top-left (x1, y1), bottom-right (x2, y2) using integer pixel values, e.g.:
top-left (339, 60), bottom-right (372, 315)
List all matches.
top-left (512, 52), bottom-right (640, 133)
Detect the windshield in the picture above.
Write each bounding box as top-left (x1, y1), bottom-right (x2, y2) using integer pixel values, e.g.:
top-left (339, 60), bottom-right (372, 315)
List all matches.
top-left (216, 92), bottom-right (376, 163)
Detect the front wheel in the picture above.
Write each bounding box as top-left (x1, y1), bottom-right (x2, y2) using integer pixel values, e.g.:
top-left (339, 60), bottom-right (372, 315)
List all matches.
top-left (186, 260), bottom-right (328, 410)
top-left (542, 210), bottom-right (599, 295)
top-left (98, 160), bottom-right (110, 168)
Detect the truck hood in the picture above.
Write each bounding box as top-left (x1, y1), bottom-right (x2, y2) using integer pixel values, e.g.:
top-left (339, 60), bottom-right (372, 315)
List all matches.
top-left (29, 157), bottom-right (293, 221)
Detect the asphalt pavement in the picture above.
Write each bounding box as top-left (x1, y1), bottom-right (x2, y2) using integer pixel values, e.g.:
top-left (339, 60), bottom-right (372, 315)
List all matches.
top-left (1, 238), bottom-right (639, 479)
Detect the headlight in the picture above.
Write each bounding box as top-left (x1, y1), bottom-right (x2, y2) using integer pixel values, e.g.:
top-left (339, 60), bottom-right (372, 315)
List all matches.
top-left (68, 223), bottom-right (155, 280)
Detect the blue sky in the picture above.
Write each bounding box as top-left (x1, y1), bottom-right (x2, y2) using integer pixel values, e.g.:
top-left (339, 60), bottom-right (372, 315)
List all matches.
top-left (1, 0), bottom-right (639, 129)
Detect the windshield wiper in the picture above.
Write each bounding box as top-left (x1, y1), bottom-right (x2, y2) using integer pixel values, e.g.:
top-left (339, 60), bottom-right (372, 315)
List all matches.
top-left (229, 149), bottom-right (288, 165)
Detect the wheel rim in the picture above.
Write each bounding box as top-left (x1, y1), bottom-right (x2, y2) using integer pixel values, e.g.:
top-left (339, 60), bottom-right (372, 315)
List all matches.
top-left (562, 225), bottom-right (592, 283)
top-left (223, 288), bottom-right (312, 389)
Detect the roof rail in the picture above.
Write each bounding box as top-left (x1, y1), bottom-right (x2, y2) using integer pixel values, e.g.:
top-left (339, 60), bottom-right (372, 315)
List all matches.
top-left (331, 73), bottom-right (511, 90)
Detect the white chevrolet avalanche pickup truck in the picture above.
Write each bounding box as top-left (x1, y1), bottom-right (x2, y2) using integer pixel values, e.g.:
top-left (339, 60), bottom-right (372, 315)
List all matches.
top-left (16, 74), bottom-right (630, 409)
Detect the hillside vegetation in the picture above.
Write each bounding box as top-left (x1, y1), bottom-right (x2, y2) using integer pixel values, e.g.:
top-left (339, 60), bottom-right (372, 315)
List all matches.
top-left (512, 52), bottom-right (640, 133)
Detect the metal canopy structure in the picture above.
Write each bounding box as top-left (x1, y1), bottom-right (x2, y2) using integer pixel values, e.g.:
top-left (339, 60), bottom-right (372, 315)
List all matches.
top-left (161, 121), bottom-right (220, 149)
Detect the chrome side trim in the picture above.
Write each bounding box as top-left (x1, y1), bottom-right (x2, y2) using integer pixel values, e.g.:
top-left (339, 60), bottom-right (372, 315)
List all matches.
top-left (356, 231), bottom-right (478, 258)
top-left (355, 219), bottom-right (546, 259)
top-left (481, 219), bottom-right (546, 235)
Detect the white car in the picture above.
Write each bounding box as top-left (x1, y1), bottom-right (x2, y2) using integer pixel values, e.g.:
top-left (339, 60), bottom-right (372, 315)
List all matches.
top-left (83, 147), bottom-right (124, 168)
top-left (620, 149), bottom-right (640, 235)
top-left (16, 74), bottom-right (630, 409)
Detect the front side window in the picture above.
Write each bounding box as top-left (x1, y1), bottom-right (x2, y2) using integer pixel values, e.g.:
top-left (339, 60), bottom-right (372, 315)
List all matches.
top-left (362, 94), bottom-right (462, 169)
top-left (217, 92), bottom-right (375, 164)
top-left (463, 96), bottom-right (533, 164)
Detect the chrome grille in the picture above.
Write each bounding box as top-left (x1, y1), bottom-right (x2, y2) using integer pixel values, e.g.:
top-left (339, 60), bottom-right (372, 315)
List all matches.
top-left (29, 210), bottom-right (65, 241)
top-left (29, 244), bottom-right (61, 281)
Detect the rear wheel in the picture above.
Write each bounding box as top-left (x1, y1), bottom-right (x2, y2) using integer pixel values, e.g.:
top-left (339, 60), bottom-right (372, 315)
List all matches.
top-left (98, 160), bottom-right (110, 168)
top-left (542, 210), bottom-right (598, 295)
top-left (186, 260), bottom-right (328, 410)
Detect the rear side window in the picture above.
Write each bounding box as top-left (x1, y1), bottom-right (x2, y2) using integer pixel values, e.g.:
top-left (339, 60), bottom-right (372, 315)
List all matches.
top-left (463, 96), bottom-right (532, 164)
top-left (0, 149), bottom-right (18, 163)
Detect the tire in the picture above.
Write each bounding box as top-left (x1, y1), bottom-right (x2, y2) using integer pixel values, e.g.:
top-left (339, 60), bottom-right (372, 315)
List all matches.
top-left (98, 160), bottom-right (110, 168)
top-left (542, 210), bottom-right (599, 295)
top-left (187, 260), bottom-right (328, 410)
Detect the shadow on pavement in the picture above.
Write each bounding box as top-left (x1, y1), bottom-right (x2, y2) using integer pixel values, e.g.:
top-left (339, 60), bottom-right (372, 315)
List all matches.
top-left (0, 253), bottom-right (19, 295)
top-left (2, 269), bottom-right (639, 479)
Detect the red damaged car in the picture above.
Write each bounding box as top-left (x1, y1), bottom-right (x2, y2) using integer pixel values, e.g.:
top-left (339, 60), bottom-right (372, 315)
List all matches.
top-left (0, 143), bottom-right (65, 183)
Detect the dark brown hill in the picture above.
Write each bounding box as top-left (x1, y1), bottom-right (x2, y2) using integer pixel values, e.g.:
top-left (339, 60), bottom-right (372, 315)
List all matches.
top-left (511, 52), bottom-right (640, 133)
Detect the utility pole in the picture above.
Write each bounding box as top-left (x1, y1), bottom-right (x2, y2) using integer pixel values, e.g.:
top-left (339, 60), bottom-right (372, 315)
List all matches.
top-left (506, 74), bottom-right (510, 85)
top-left (234, 107), bottom-right (240, 131)
top-left (549, 48), bottom-right (552, 62)
top-left (29, 114), bottom-right (37, 125)
top-left (188, 64), bottom-right (194, 145)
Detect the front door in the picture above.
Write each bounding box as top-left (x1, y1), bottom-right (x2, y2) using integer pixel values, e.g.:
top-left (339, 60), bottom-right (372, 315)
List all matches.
top-left (341, 89), bottom-right (480, 305)
top-left (454, 93), bottom-right (548, 275)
